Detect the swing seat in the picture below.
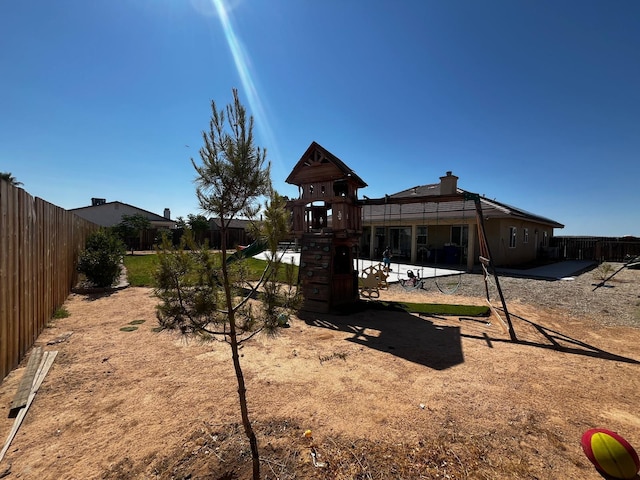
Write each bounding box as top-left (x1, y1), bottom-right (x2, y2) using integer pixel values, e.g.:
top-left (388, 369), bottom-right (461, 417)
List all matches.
top-left (400, 270), bottom-right (424, 290)
top-left (400, 278), bottom-right (424, 290)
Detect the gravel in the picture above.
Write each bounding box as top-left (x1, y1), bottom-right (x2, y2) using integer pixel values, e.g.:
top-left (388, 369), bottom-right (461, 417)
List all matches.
top-left (390, 262), bottom-right (640, 328)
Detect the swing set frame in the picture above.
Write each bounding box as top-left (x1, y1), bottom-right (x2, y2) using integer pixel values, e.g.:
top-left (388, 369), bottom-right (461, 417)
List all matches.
top-left (357, 191), bottom-right (517, 341)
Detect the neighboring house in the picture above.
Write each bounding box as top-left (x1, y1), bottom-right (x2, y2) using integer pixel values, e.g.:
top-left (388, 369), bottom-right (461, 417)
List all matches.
top-left (70, 198), bottom-right (175, 228)
top-left (208, 217), bottom-right (254, 249)
top-left (69, 198), bottom-right (175, 249)
top-left (362, 172), bottom-right (564, 269)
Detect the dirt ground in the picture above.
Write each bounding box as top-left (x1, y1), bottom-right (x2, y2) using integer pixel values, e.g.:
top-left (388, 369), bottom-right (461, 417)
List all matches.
top-left (1, 264), bottom-right (639, 479)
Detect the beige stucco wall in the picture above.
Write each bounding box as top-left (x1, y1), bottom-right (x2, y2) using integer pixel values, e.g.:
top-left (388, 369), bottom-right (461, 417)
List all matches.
top-left (363, 217), bottom-right (557, 269)
top-left (482, 219), bottom-right (554, 267)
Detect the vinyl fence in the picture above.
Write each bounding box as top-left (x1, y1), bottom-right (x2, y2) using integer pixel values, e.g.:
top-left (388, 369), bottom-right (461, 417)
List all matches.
top-left (0, 182), bottom-right (97, 381)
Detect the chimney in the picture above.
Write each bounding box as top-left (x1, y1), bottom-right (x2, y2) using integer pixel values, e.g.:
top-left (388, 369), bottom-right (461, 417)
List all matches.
top-left (163, 208), bottom-right (171, 219)
top-left (439, 171), bottom-right (458, 195)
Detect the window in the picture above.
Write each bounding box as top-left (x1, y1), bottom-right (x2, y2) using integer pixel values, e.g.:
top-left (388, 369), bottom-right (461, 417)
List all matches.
top-left (542, 231), bottom-right (548, 247)
top-left (389, 226), bottom-right (412, 259)
top-left (509, 227), bottom-right (517, 248)
top-left (523, 228), bottom-right (529, 244)
top-left (417, 226), bottom-right (428, 247)
top-left (333, 179), bottom-right (348, 197)
top-left (451, 225), bottom-right (468, 246)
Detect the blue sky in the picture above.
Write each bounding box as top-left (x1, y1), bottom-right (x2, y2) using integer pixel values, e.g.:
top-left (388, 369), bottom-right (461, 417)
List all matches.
top-left (1, 0), bottom-right (638, 236)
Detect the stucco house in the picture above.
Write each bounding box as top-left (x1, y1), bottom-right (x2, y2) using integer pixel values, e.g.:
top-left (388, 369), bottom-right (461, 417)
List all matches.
top-left (69, 198), bottom-right (175, 229)
top-left (69, 198), bottom-right (175, 249)
top-left (361, 172), bottom-right (564, 270)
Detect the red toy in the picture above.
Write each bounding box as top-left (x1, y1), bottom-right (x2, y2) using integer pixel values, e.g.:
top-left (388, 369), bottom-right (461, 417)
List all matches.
top-left (581, 428), bottom-right (639, 479)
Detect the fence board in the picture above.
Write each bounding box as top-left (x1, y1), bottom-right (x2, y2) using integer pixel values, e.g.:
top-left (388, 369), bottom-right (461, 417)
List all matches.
top-left (0, 183), bottom-right (97, 381)
top-left (0, 181), bottom-right (9, 377)
top-left (18, 189), bottom-right (26, 361)
top-left (9, 185), bottom-right (19, 379)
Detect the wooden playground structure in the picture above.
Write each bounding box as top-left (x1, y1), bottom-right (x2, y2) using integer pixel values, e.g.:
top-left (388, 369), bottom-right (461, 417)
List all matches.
top-left (285, 142), bottom-right (516, 340)
top-left (285, 142), bottom-right (365, 313)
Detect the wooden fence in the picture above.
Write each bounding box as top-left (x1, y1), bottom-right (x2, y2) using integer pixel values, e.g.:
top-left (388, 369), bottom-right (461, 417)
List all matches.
top-left (0, 182), bottom-right (97, 381)
top-left (551, 236), bottom-right (640, 262)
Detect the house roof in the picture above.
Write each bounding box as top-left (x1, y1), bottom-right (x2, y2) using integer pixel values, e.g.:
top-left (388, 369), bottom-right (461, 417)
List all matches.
top-left (285, 141), bottom-right (367, 188)
top-left (209, 217), bottom-right (253, 229)
top-left (69, 201), bottom-right (174, 223)
top-left (364, 183), bottom-right (564, 228)
top-left (391, 183), bottom-right (443, 197)
top-left (477, 194), bottom-right (564, 228)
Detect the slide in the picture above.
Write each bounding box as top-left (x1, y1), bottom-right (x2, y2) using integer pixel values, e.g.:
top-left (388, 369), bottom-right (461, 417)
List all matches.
top-left (225, 239), bottom-right (268, 264)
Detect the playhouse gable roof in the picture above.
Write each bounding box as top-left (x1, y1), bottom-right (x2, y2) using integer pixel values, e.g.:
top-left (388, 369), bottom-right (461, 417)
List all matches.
top-left (285, 141), bottom-right (367, 188)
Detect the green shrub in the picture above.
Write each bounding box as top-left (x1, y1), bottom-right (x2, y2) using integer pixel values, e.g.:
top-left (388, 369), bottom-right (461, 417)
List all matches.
top-left (53, 306), bottom-right (70, 319)
top-left (77, 229), bottom-right (125, 287)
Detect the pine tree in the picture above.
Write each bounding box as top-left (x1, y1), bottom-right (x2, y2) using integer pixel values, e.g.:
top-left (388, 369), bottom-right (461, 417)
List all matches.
top-left (155, 89), bottom-right (295, 480)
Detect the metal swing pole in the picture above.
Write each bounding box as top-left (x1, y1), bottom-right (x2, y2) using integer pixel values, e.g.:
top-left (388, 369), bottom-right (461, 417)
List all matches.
top-left (395, 203), bottom-right (402, 277)
top-left (419, 201), bottom-right (427, 279)
top-left (433, 202), bottom-right (440, 279)
top-left (382, 196), bottom-right (388, 271)
top-left (468, 192), bottom-right (517, 341)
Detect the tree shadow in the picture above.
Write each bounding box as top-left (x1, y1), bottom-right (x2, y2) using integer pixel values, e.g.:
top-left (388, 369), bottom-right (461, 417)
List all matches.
top-left (297, 301), bottom-right (464, 370)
